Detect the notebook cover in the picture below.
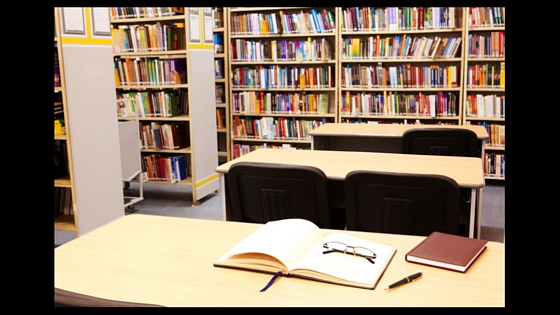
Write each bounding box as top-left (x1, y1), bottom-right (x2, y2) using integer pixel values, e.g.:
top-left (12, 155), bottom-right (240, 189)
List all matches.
top-left (405, 232), bottom-right (488, 272)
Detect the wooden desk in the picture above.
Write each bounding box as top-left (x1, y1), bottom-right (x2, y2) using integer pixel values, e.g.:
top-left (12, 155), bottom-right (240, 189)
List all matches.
top-left (54, 214), bottom-right (505, 307)
top-left (215, 149), bottom-right (485, 238)
top-left (309, 124), bottom-right (489, 237)
top-left (309, 123), bottom-right (489, 156)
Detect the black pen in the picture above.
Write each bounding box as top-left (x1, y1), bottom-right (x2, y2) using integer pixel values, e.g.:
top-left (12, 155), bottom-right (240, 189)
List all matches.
top-left (384, 272), bottom-right (422, 290)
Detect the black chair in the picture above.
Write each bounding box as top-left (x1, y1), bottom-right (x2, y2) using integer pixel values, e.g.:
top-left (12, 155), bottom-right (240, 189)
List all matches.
top-left (344, 170), bottom-right (462, 236)
top-left (401, 128), bottom-right (480, 157)
top-left (227, 162), bottom-right (337, 228)
top-left (54, 288), bottom-right (165, 307)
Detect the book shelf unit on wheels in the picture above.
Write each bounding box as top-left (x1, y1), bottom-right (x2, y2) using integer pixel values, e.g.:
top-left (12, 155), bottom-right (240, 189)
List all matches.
top-left (337, 7), bottom-right (465, 126)
top-left (118, 114), bottom-right (144, 211)
top-left (54, 8), bottom-right (125, 237)
top-left (462, 7), bottom-right (505, 181)
top-left (213, 7), bottom-right (231, 164)
top-left (228, 7), bottom-right (339, 159)
top-left (110, 7), bottom-right (220, 206)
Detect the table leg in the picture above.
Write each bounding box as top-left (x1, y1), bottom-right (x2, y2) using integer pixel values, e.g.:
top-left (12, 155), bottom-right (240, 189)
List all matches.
top-left (220, 174), bottom-right (227, 221)
top-left (476, 187), bottom-right (483, 239)
top-left (469, 188), bottom-right (476, 238)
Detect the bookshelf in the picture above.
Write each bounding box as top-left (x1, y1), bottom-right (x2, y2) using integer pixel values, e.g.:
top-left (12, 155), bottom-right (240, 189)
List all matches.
top-left (110, 7), bottom-right (220, 205)
top-left (338, 7), bottom-right (465, 126)
top-left (213, 7), bottom-right (231, 164)
top-left (54, 7), bottom-right (125, 236)
top-left (462, 7), bottom-right (505, 180)
top-left (54, 10), bottom-right (75, 231)
top-left (227, 7), bottom-right (338, 158)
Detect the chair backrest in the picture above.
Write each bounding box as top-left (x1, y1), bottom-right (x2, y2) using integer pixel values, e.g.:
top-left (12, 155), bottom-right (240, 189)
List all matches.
top-left (401, 128), bottom-right (479, 157)
top-left (227, 161), bottom-right (331, 228)
top-left (344, 170), bottom-right (461, 236)
top-left (54, 287), bottom-right (165, 307)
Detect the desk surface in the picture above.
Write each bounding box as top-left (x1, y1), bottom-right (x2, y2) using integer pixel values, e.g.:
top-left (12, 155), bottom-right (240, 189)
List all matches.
top-left (309, 123), bottom-right (490, 139)
top-left (54, 214), bottom-right (505, 307)
top-left (215, 149), bottom-right (485, 188)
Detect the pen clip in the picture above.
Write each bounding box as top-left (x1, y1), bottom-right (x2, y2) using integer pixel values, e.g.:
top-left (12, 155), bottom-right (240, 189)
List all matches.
top-left (409, 274), bottom-right (422, 282)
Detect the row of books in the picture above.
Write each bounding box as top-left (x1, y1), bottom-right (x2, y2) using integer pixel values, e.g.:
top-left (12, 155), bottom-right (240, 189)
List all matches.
top-left (54, 44), bottom-right (61, 87)
top-left (341, 7), bottom-right (459, 32)
top-left (141, 154), bottom-right (188, 183)
top-left (214, 33), bottom-right (224, 53)
top-left (54, 95), bottom-right (64, 120)
top-left (280, 9), bottom-right (335, 34)
top-left (54, 140), bottom-right (68, 179)
top-left (216, 108), bottom-right (226, 128)
top-left (232, 143), bottom-right (306, 159)
top-left (114, 57), bottom-right (187, 86)
top-left (342, 64), bottom-right (459, 89)
top-left (54, 187), bottom-right (73, 217)
top-left (231, 38), bottom-right (333, 62)
top-left (467, 7), bottom-right (505, 28)
top-left (116, 90), bottom-right (188, 118)
top-left (466, 62), bottom-right (505, 88)
top-left (230, 12), bottom-right (280, 35)
top-left (483, 123), bottom-right (505, 147)
top-left (484, 152), bottom-right (505, 178)
top-left (467, 33), bottom-right (504, 58)
top-left (232, 91), bottom-right (330, 114)
top-left (341, 35), bottom-right (462, 60)
top-left (213, 8), bottom-right (224, 28)
top-left (465, 94), bottom-right (505, 118)
top-left (231, 66), bottom-right (334, 89)
top-left (110, 7), bottom-right (182, 19)
top-left (341, 91), bottom-right (459, 117)
top-left (215, 85), bottom-right (226, 104)
top-left (468, 121), bottom-right (505, 148)
top-left (340, 119), bottom-right (457, 125)
top-left (140, 122), bottom-right (190, 150)
top-left (232, 116), bottom-right (328, 140)
top-left (215, 59), bottom-right (225, 78)
top-left (54, 103), bottom-right (65, 136)
top-left (54, 120), bottom-right (64, 136)
top-left (230, 8), bottom-right (335, 35)
top-left (111, 23), bottom-right (186, 53)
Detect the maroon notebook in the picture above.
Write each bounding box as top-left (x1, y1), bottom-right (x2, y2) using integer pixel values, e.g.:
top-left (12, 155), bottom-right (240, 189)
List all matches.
top-left (405, 232), bottom-right (488, 273)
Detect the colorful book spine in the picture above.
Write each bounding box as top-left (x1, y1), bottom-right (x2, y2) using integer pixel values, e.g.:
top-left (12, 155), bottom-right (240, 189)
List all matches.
top-left (54, 44), bottom-right (61, 87)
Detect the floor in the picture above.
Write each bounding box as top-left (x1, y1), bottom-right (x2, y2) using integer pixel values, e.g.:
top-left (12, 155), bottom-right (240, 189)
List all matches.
top-left (55, 179), bottom-right (505, 246)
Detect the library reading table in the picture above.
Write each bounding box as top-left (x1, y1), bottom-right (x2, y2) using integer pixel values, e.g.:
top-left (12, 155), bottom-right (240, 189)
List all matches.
top-left (309, 123), bottom-right (489, 156)
top-left (54, 214), bottom-right (504, 307)
top-left (215, 149), bottom-right (485, 238)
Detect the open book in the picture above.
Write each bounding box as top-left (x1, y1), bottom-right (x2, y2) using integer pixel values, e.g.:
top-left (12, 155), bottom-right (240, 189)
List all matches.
top-left (214, 218), bottom-right (397, 289)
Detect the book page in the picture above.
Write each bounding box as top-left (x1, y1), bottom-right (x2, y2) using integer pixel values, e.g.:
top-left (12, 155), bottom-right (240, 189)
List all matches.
top-left (291, 233), bottom-right (397, 288)
top-left (215, 219), bottom-right (324, 271)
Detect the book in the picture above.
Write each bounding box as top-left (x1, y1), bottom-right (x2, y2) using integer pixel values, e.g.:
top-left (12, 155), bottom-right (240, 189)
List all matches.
top-left (318, 93), bottom-right (329, 114)
top-left (150, 122), bottom-right (163, 149)
top-left (213, 33), bottom-right (224, 54)
top-left (54, 44), bottom-right (61, 87)
top-left (405, 231), bottom-right (488, 272)
top-left (214, 218), bottom-right (397, 290)
top-left (212, 8), bottom-right (224, 28)
top-left (170, 123), bottom-right (190, 149)
top-left (170, 59), bottom-right (186, 84)
top-left (216, 108), bottom-right (223, 128)
top-left (172, 7), bottom-right (184, 15)
top-left (499, 62), bottom-right (505, 88)
top-left (54, 140), bottom-right (69, 179)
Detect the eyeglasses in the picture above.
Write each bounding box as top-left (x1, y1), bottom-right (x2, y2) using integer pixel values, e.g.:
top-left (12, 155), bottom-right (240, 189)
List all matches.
top-left (322, 241), bottom-right (376, 264)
